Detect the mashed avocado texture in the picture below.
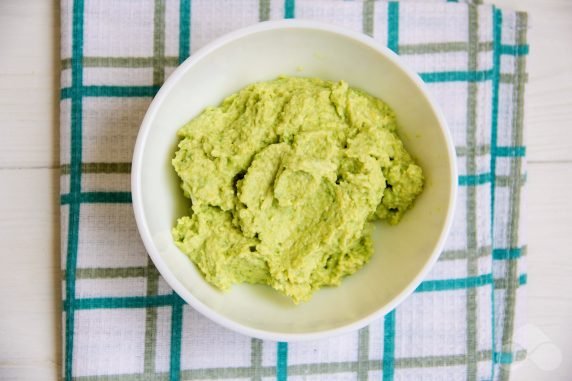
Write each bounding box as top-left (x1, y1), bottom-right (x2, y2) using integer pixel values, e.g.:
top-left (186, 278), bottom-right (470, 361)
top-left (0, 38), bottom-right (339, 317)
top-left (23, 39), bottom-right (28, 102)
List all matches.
top-left (172, 77), bottom-right (423, 303)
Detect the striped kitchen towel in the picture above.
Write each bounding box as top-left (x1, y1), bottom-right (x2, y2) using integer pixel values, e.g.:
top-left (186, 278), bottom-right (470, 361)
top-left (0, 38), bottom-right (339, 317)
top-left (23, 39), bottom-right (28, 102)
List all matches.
top-left (60, 0), bottom-right (528, 380)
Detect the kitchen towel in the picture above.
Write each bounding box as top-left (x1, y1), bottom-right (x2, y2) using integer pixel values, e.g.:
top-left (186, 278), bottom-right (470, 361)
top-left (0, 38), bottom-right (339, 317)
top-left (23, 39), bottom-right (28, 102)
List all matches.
top-left (60, 0), bottom-right (529, 380)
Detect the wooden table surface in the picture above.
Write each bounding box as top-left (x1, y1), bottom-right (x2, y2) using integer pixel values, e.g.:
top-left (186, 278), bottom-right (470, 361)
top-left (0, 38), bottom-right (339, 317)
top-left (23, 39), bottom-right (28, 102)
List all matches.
top-left (1, 0), bottom-right (570, 379)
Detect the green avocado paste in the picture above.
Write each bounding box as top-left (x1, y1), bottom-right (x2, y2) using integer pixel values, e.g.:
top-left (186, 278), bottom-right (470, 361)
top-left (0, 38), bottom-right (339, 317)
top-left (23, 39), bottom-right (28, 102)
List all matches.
top-left (172, 76), bottom-right (423, 303)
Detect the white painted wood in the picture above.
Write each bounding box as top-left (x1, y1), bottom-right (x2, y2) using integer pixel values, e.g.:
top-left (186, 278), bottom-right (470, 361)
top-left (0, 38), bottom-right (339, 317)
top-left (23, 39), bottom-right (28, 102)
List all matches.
top-left (0, 0), bottom-right (570, 380)
top-left (0, 168), bottom-right (61, 381)
top-left (0, 0), bottom-right (59, 168)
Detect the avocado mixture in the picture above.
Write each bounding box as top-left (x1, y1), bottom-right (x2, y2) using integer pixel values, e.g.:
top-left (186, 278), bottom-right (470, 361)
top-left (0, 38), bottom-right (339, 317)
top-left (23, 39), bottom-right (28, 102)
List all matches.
top-left (172, 77), bottom-right (423, 303)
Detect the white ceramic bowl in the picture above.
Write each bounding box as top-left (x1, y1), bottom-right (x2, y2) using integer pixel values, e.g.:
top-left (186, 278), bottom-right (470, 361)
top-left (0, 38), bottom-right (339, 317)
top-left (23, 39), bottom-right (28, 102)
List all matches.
top-left (132, 20), bottom-right (457, 341)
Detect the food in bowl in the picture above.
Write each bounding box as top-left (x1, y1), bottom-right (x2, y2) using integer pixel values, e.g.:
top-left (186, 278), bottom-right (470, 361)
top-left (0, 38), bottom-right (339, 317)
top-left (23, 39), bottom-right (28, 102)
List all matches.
top-left (171, 76), bottom-right (423, 303)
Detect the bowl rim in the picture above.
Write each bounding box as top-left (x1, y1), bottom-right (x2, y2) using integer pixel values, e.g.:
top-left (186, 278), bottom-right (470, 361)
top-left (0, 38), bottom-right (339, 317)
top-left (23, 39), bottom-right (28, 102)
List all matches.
top-left (131, 19), bottom-right (458, 342)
